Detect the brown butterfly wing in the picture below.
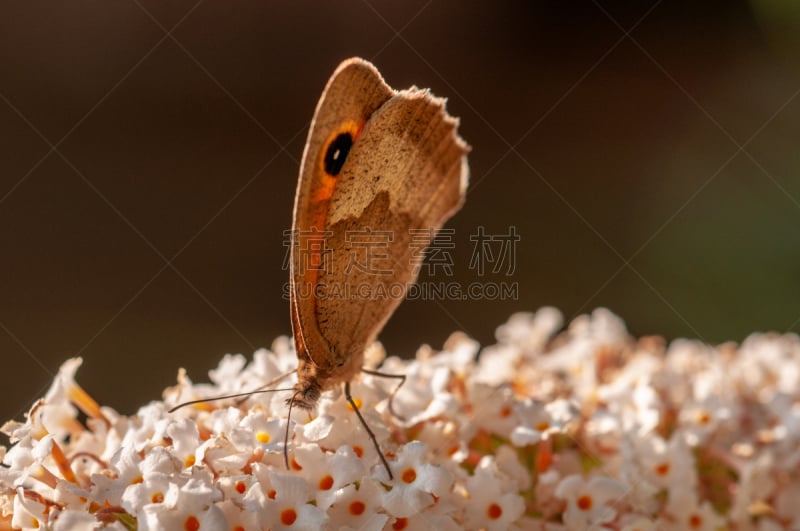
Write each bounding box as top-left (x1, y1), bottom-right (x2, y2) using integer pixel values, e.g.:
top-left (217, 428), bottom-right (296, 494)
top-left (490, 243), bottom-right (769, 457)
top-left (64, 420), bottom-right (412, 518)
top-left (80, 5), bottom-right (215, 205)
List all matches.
top-left (290, 58), bottom-right (393, 374)
top-left (291, 58), bottom-right (468, 391)
top-left (315, 88), bottom-right (468, 380)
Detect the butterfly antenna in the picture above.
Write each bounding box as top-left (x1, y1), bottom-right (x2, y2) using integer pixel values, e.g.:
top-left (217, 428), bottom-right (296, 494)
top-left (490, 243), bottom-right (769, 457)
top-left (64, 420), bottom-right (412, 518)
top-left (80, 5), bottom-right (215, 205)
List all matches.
top-left (345, 381), bottom-right (393, 480)
top-left (361, 367), bottom-right (407, 422)
top-left (168, 388), bottom-right (295, 413)
top-left (168, 371), bottom-right (296, 413)
top-left (234, 370), bottom-right (295, 405)
top-left (284, 390), bottom-right (301, 470)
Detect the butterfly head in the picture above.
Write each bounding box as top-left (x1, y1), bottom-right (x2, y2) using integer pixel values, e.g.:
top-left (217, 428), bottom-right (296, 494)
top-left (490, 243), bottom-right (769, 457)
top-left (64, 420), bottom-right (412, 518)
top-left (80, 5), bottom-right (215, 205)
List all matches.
top-left (289, 348), bottom-right (365, 410)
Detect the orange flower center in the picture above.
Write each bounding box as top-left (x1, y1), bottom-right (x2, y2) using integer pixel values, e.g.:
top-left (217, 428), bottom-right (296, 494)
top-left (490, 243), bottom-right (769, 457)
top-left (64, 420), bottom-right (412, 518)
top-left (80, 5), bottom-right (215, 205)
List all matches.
top-left (392, 517), bottom-right (409, 530)
top-left (235, 481), bottom-right (247, 494)
top-left (577, 495), bottom-right (593, 511)
top-left (281, 508), bottom-right (297, 526)
top-left (184, 516), bottom-right (200, 531)
top-left (401, 468), bottom-right (417, 484)
top-left (151, 492), bottom-right (164, 504)
top-left (689, 514), bottom-right (703, 528)
top-left (349, 500), bottom-right (366, 515)
top-left (655, 463), bottom-right (670, 476)
top-left (319, 475), bottom-right (334, 490)
top-left (347, 398), bottom-right (363, 411)
top-left (487, 503), bottom-right (503, 520)
top-left (696, 410), bottom-right (711, 424)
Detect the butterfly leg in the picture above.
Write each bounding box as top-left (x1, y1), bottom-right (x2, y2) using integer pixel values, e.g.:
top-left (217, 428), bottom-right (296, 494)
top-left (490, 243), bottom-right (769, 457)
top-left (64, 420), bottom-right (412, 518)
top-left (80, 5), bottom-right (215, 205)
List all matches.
top-left (360, 368), bottom-right (407, 422)
top-left (345, 381), bottom-right (394, 480)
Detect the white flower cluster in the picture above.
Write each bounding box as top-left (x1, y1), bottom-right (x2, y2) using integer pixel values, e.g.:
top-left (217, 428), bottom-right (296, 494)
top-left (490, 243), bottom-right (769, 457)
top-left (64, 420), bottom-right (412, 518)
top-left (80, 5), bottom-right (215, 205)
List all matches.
top-left (2, 308), bottom-right (800, 530)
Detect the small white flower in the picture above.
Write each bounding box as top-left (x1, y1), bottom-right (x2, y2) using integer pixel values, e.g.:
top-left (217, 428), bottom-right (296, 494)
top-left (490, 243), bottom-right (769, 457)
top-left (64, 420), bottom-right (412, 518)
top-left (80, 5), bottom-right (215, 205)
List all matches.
top-left (246, 471), bottom-right (327, 530)
top-left (1, 434), bottom-right (37, 488)
top-left (554, 474), bottom-right (628, 529)
top-left (89, 447), bottom-right (143, 506)
top-left (662, 490), bottom-right (726, 531)
top-left (584, 408), bottom-right (623, 454)
top-left (207, 353), bottom-right (254, 392)
top-left (130, 476), bottom-right (224, 530)
top-left (313, 397), bottom-right (389, 474)
top-left (198, 436), bottom-right (249, 475)
top-left (42, 358), bottom-right (102, 439)
top-left (384, 511), bottom-right (460, 531)
top-left (52, 509), bottom-right (107, 531)
top-left (730, 451), bottom-right (776, 525)
top-left (619, 514), bottom-right (657, 531)
top-left (239, 410), bottom-right (288, 456)
top-left (206, 406), bottom-right (244, 438)
top-left (165, 417), bottom-right (202, 469)
top-left (138, 501), bottom-right (227, 531)
top-left (327, 478), bottom-right (388, 531)
top-left (378, 441), bottom-right (453, 518)
top-left (141, 445), bottom-right (181, 476)
top-left (119, 402), bottom-right (168, 453)
top-left (511, 399), bottom-right (575, 446)
top-left (464, 456), bottom-right (526, 530)
top-left (121, 472), bottom-right (180, 515)
top-left (495, 445), bottom-right (532, 490)
top-left (475, 344), bottom-right (522, 387)
top-left (634, 433), bottom-right (697, 493)
top-left (410, 420), bottom-right (470, 478)
top-left (293, 444), bottom-right (365, 509)
top-left (468, 383), bottom-right (519, 439)
top-left (678, 396), bottom-right (734, 446)
top-left (11, 487), bottom-right (47, 531)
top-left (495, 307), bottom-right (563, 354)
top-left (217, 498), bottom-right (259, 530)
top-left (385, 336), bottom-right (475, 422)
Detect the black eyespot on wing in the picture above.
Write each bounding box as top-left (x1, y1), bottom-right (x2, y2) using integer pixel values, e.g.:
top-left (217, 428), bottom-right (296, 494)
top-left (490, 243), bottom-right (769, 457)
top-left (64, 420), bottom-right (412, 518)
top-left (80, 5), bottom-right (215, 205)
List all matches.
top-left (324, 132), bottom-right (353, 177)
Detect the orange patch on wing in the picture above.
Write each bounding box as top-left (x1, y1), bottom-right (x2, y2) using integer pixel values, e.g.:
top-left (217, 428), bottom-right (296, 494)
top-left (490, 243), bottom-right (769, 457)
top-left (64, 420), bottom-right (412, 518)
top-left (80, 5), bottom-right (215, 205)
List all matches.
top-left (301, 119), bottom-right (366, 317)
top-left (313, 120), bottom-right (364, 202)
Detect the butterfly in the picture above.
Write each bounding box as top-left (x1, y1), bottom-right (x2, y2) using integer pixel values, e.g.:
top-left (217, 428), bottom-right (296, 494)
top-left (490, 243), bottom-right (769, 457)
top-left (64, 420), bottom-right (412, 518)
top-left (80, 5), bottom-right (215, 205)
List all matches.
top-left (173, 57), bottom-right (468, 480)
top-left (285, 57), bottom-right (468, 478)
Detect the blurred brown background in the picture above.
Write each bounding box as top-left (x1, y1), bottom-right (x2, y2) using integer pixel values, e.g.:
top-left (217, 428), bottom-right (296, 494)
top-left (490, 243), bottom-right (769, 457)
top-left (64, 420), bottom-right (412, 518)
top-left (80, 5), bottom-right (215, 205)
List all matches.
top-left (2, 1), bottom-right (799, 428)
